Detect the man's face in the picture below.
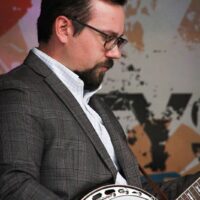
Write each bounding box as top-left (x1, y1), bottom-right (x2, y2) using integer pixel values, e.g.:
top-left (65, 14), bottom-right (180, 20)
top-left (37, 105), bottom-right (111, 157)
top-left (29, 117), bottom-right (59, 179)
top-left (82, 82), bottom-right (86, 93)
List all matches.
top-left (68, 0), bottom-right (126, 90)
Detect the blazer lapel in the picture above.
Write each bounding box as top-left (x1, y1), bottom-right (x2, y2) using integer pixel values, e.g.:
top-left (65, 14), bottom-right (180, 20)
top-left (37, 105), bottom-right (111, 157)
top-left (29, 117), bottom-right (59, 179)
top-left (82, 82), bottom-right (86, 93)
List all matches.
top-left (90, 96), bottom-right (142, 188)
top-left (24, 51), bottom-right (117, 179)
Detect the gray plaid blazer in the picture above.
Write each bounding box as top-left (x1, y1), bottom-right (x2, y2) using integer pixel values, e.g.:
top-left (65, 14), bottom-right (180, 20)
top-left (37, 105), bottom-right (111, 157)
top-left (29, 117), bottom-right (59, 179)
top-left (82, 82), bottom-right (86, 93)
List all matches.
top-left (0, 51), bottom-right (142, 200)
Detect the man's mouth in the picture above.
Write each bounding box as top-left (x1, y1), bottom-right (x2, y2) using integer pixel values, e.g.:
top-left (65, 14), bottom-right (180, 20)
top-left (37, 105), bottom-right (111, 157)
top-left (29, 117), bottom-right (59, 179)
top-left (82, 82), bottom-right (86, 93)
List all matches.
top-left (98, 59), bottom-right (114, 72)
top-left (100, 66), bottom-right (109, 72)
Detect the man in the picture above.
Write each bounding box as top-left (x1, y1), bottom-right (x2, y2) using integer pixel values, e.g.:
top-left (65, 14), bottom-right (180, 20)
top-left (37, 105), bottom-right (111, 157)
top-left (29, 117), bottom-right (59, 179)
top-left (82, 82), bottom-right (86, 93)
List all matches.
top-left (0, 0), bottom-right (199, 199)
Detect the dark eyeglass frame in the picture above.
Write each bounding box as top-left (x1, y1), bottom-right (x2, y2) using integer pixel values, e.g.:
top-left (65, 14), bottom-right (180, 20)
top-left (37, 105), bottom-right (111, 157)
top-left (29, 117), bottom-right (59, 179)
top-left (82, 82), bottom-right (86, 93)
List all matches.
top-left (69, 17), bottom-right (128, 51)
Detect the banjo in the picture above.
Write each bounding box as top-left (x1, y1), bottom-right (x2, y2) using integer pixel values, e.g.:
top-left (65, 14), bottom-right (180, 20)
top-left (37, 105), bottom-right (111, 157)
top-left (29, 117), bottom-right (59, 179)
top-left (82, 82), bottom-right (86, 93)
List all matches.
top-left (82, 177), bottom-right (200, 200)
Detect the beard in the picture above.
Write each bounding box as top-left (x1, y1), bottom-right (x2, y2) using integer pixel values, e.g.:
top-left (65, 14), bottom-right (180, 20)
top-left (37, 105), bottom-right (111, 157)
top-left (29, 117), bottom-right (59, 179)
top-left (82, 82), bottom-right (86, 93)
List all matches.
top-left (74, 59), bottom-right (114, 91)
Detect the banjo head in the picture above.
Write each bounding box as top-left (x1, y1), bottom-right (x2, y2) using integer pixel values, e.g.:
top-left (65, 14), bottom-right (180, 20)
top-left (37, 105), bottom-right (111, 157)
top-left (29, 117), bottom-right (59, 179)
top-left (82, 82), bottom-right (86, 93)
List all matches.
top-left (82, 185), bottom-right (158, 200)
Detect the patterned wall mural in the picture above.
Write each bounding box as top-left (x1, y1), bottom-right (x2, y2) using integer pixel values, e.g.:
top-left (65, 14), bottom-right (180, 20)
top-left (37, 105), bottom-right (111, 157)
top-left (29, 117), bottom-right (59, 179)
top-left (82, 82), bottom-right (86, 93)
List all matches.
top-left (0, 0), bottom-right (199, 182)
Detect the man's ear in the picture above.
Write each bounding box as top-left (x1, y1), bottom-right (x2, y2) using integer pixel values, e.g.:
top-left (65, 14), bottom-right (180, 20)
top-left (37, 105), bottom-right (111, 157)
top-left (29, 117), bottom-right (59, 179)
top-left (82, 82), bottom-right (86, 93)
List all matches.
top-left (54, 16), bottom-right (73, 43)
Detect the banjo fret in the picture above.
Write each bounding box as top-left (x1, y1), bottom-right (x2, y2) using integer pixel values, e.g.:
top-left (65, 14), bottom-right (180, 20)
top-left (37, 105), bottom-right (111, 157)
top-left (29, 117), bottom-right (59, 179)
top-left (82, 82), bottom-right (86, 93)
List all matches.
top-left (174, 177), bottom-right (200, 200)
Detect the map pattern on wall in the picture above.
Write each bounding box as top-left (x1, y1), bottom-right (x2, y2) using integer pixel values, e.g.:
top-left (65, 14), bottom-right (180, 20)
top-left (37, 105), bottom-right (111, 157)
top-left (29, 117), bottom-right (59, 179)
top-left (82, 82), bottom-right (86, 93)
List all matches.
top-left (0, 0), bottom-right (199, 182)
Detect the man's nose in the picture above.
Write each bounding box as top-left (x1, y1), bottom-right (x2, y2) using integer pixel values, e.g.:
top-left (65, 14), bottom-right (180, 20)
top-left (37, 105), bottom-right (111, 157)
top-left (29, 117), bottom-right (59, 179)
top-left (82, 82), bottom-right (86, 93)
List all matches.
top-left (105, 45), bottom-right (122, 59)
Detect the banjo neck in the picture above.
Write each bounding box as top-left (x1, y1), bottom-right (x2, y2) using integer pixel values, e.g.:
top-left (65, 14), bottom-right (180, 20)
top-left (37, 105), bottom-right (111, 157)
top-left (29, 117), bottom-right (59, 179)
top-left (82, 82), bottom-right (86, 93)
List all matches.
top-left (176, 177), bottom-right (200, 200)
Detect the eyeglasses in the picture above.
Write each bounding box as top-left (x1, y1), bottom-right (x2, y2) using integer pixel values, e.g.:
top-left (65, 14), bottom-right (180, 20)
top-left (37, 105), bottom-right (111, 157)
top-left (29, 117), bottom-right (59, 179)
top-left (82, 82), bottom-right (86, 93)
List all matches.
top-left (70, 17), bottom-right (128, 51)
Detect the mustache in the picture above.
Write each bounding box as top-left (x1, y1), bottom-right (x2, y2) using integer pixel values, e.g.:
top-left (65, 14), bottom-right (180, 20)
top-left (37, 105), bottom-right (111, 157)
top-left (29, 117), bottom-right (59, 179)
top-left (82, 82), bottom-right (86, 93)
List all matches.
top-left (96, 59), bottom-right (114, 70)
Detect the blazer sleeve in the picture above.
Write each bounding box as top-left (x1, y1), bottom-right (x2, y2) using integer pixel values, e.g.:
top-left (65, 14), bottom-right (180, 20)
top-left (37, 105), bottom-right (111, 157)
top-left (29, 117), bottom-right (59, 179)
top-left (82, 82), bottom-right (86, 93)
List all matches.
top-left (0, 79), bottom-right (62, 200)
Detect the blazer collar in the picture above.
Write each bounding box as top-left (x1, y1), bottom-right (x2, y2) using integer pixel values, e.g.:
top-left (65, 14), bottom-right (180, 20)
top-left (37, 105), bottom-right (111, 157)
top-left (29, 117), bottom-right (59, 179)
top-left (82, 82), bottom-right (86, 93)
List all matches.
top-left (90, 96), bottom-right (142, 187)
top-left (24, 50), bottom-right (53, 77)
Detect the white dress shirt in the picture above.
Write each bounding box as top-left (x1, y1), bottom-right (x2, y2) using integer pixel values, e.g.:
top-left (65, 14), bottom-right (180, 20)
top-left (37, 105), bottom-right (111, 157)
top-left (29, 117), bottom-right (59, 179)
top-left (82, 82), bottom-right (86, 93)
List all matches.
top-left (32, 48), bottom-right (127, 185)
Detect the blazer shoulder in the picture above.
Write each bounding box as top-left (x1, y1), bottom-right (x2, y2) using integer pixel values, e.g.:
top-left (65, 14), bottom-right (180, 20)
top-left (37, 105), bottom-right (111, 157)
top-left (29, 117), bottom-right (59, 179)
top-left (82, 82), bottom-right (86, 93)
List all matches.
top-left (0, 61), bottom-right (46, 92)
top-left (0, 64), bottom-right (29, 90)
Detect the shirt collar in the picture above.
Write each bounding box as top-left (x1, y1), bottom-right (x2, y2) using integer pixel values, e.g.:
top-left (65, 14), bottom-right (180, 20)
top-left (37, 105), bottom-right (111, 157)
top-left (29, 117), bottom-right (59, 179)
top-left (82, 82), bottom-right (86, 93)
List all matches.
top-left (84, 84), bottom-right (102, 104)
top-left (32, 48), bottom-right (101, 102)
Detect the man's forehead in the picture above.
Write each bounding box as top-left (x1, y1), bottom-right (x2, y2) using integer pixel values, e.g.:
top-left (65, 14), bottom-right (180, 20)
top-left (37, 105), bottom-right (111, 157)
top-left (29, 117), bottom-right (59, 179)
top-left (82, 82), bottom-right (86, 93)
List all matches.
top-left (89, 1), bottom-right (125, 31)
top-left (90, 0), bottom-right (125, 20)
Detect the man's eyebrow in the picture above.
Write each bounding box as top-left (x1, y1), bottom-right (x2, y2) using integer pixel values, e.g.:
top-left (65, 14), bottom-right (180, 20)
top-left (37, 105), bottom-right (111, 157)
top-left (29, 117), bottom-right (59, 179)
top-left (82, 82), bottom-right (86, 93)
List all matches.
top-left (103, 30), bottom-right (125, 37)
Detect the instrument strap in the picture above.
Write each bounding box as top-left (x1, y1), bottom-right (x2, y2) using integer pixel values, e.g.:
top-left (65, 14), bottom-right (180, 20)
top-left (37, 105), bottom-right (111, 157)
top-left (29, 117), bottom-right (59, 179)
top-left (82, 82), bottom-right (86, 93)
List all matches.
top-left (139, 165), bottom-right (168, 200)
